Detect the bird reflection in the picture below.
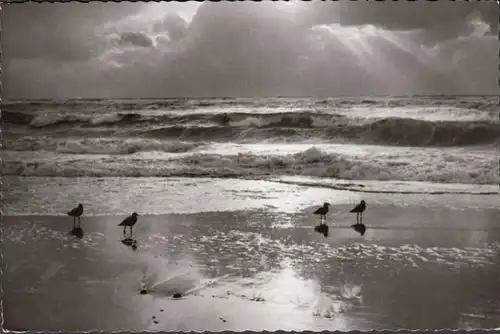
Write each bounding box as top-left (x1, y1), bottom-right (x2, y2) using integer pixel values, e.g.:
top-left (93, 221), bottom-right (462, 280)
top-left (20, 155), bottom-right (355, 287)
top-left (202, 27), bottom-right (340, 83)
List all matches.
top-left (314, 224), bottom-right (329, 237)
top-left (121, 238), bottom-right (138, 251)
top-left (351, 223), bottom-right (366, 236)
top-left (69, 227), bottom-right (84, 239)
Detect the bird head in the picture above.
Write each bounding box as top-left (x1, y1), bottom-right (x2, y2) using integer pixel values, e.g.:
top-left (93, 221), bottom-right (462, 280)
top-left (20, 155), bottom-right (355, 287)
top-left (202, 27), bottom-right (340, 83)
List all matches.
top-left (360, 200), bottom-right (366, 205)
top-left (78, 204), bottom-right (83, 208)
top-left (132, 212), bottom-right (139, 217)
top-left (324, 202), bottom-right (330, 207)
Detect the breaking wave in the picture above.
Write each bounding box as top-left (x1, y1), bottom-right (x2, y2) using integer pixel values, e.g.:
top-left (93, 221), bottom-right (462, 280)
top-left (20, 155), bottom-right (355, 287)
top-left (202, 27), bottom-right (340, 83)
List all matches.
top-left (4, 147), bottom-right (498, 185)
top-left (4, 97), bottom-right (499, 187)
top-left (5, 111), bottom-right (499, 147)
top-left (4, 95), bottom-right (500, 147)
top-left (7, 109), bottom-right (342, 128)
top-left (4, 137), bottom-right (205, 155)
top-left (136, 118), bottom-right (500, 147)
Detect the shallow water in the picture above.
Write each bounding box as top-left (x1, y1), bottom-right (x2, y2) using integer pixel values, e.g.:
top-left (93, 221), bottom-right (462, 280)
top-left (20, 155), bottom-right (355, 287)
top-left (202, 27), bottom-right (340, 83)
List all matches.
top-left (4, 176), bottom-right (500, 217)
top-left (4, 200), bottom-right (500, 331)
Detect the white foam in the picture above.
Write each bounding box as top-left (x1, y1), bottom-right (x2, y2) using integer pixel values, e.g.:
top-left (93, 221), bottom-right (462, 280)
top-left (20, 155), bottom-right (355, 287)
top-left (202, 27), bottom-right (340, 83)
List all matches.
top-left (334, 106), bottom-right (494, 122)
top-left (4, 143), bottom-right (498, 186)
top-left (273, 176), bottom-right (500, 195)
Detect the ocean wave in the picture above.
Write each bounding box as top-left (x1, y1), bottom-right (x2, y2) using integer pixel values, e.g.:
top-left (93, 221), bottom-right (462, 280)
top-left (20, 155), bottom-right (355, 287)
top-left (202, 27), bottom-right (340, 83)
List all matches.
top-left (3, 137), bottom-right (205, 155)
top-left (4, 147), bottom-right (498, 185)
top-left (4, 95), bottom-right (499, 112)
top-left (27, 111), bottom-right (146, 128)
top-left (2, 96), bottom-right (500, 149)
top-left (137, 118), bottom-right (500, 147)
top-left (5, 107), bottom-right (499, 146)
top-left (362, 118), bottom-right (500, 146)
top-left (7, 109), bottom-right (344, 128)
top-left (3, 137), bottom-right (205, 154)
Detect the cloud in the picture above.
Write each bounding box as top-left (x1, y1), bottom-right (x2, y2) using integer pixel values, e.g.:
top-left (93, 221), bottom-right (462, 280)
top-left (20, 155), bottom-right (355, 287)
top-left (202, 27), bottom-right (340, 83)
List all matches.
top-left (300, 1), bottom-right (497, 37)
top-left (161, 2), bottom-right (309, 96)
top-left (117, 32), bottom-right (154, 48)
top-left (3, 1), bottom-right (498, 99)
top-left (3, 2), bottom-right (146, 62)
top-left (152, 13), bottom-right (189, 41)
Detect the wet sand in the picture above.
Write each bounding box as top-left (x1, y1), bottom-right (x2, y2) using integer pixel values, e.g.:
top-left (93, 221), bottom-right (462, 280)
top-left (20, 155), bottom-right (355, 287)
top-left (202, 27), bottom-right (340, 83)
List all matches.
top-left (3, 204), bottom-right (500, 331)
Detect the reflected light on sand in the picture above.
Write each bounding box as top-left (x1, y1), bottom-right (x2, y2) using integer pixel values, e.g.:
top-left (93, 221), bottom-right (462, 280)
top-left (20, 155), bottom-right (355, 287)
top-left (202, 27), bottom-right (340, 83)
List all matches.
top-left (262, 259), bottom-right (321, 307)
top-left (224, 258), bottom-right (355, 329)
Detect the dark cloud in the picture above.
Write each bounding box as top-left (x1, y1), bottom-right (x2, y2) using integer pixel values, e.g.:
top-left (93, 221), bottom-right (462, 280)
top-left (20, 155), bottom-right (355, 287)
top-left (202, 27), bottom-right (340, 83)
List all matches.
top-left (118, 32), bottom-right (154, 48)
top-left (299, 1), bottom-right (497, 50)
top-left (301, 1), bottom-right (496, 32)
top-left (3, 2), bottom-right (145, 62)
top-left (2, 2), bottom-right (145, 98)
top-left (2, 1), bottom-right (497, 99)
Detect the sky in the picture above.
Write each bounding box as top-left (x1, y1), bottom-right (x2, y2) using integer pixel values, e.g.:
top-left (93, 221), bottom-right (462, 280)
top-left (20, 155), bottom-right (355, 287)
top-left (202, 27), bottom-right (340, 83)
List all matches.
top-left (3, 1), bottom-right (498, 99)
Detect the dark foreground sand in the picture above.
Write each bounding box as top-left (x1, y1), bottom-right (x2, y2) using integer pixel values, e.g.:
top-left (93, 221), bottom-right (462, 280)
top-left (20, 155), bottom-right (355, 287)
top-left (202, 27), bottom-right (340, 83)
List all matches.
top-left (3, 204), bottom-right (500, 331)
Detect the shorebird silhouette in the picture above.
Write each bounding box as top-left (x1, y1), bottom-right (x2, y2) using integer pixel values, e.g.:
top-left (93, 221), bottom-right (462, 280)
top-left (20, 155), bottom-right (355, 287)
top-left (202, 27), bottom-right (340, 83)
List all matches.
top-left (119, 212), bottom-right (139, 238)
top-left (350, 200), bottom-right (366, 224)
top-left (314, 202), bottom-right (330, 225)
top-left (67, 204), bottom-right (83, 228)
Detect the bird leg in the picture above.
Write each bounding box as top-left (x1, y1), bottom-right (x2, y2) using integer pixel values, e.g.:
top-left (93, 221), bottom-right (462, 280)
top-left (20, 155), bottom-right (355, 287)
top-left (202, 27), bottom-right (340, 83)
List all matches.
top-left (360, 213), bottom-right (363, 224)
top-left (356, 213), bottom-right (360, 224)
top-left (130, 226), bottom-right (134, 239)
top-left (123, 226), bottom-right (126, 237)
top-left (73, 217), bottom-right (76, 229)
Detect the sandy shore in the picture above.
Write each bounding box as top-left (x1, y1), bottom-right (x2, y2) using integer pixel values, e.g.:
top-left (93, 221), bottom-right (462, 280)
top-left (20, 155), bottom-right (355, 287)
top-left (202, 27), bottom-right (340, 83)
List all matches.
top-left (3, 204), bottom-right (500, 331)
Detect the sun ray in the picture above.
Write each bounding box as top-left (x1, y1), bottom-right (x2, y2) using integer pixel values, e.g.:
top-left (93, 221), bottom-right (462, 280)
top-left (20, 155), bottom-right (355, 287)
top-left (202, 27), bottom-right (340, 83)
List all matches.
top-left (311, 22), bottom-right (455, 92)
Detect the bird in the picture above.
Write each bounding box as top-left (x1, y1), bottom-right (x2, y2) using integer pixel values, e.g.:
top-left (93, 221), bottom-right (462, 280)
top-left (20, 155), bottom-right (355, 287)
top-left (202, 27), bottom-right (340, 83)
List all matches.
top-left (314, 202), bottom-right (330, 225)
top-left (119, 212), bottom-right (139, 238)
top-left (350, 200), bottom-right (366, 224)
top-left (67, 204), bottom-right (83, 229)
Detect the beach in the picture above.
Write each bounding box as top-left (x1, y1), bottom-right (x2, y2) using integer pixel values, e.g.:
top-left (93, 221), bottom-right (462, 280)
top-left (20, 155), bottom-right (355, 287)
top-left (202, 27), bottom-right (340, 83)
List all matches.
top-left (4, 0), bottom-right (500, 329)
top-left (3, 177), bottom-right (500, 331)
top-left (2, 96), bottom-right (500, 331)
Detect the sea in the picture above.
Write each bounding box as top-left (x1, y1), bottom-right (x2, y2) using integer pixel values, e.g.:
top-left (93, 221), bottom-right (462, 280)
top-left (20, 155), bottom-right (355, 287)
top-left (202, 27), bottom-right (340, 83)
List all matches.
top-left (3, 96), bottom-right (500, 331)
top-left (3, 95), bottom-right (500, 215)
